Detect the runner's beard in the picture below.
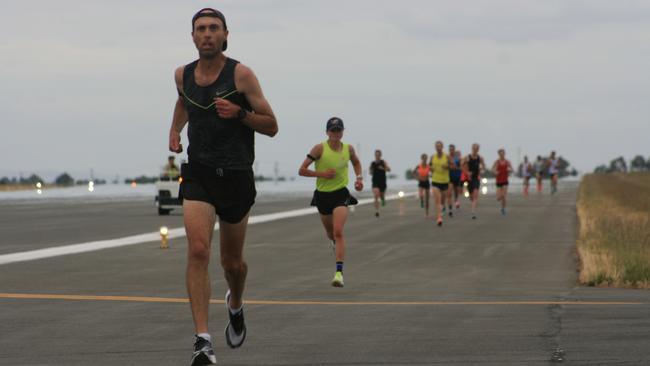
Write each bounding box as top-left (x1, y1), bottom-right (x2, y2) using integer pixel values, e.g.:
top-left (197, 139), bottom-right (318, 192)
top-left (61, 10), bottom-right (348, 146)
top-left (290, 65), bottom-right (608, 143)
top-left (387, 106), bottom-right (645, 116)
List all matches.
top-left (199, 49), bottom-right (219, 60)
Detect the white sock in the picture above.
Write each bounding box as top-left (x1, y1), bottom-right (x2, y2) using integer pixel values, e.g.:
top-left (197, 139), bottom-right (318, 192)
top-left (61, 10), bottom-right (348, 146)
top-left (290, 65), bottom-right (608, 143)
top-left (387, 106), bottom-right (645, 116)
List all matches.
top-left (197, 333), bottom-right (211, 342)
top-left (229, 303), bottom-right (243, 315)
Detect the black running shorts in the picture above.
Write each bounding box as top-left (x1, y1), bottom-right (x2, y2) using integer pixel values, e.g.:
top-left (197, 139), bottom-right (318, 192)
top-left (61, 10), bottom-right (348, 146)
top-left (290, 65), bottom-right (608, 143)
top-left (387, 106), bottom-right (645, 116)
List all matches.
top-left (179, 162), bottom-right (256, 224)
top-left (468, 179), bottom-right (481, 192)
top-left (431, 182), bottom-right (449, 191)
top-left (450, 175), bottom-right (462, 188)
top-left (418, 180), bottom-right (430, 189)
top-left (496, 181), bottom-right (509, 188)
top-left (372, 183), bottom-right (387, 193)
top-left (311, 187), bottom-right (358, 215)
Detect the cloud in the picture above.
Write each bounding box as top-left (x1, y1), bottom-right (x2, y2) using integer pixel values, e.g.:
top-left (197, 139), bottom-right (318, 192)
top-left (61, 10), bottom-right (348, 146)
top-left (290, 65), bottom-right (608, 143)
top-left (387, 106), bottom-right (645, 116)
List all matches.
top-left (1, 0), bottom-right (649, 178)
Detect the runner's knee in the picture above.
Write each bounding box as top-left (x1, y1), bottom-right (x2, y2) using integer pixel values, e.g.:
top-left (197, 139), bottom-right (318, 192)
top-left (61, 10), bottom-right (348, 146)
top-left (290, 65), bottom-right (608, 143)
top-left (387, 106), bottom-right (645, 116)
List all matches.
top-left (221, 257), bottom-right (247, 275)
top-left (332, 227), bottom-right (344, 241)
top-left (188, 241), bottom-right (211, 263)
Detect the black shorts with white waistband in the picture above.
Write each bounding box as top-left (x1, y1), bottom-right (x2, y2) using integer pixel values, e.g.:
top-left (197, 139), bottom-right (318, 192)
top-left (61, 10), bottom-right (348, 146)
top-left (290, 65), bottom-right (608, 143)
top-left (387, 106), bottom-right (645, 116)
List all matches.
top-left (179, 162), bottom-right (256, 224)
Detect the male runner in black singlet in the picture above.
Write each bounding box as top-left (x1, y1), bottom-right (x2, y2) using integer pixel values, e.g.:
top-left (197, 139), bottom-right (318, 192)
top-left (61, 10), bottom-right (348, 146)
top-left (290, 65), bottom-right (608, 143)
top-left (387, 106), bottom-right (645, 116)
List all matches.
top-left (462, 143), bottom-right (485, 220)
top-left (369, 149), bottom-right (390, 217)
top-left (169, 8), bottom-right (278, 365)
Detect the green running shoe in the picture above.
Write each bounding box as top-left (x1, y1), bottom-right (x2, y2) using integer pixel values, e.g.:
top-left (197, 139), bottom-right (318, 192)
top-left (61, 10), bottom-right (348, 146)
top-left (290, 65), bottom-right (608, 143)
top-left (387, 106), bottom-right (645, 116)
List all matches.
top-left (331, 271), bottom-right (344, 287)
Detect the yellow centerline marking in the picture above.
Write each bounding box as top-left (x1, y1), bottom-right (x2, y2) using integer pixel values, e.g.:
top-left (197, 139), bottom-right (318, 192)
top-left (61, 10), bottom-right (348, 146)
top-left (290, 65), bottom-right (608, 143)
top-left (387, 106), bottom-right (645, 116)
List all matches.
top-left (0, 293), bottom-right (643, 306)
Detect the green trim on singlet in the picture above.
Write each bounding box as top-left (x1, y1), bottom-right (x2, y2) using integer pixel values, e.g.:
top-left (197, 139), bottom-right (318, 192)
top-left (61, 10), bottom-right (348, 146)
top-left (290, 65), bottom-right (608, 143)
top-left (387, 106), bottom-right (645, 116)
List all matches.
top-left (179, 89), bottom-right (238, 110)
top-left (315, 141), bottom-right (350, 192)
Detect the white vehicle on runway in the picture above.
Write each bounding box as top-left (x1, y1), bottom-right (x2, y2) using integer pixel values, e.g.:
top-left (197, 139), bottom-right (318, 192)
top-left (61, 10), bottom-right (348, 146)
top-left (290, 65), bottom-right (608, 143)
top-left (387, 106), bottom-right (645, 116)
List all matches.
top-left (154, 175), bottom-right (182, 215)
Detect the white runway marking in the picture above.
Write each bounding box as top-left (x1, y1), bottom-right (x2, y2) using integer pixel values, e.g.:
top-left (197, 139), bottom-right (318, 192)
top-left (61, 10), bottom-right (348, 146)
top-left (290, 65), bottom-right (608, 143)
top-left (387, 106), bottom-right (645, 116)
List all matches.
top-left (0, 193), bottom-right (414, 265)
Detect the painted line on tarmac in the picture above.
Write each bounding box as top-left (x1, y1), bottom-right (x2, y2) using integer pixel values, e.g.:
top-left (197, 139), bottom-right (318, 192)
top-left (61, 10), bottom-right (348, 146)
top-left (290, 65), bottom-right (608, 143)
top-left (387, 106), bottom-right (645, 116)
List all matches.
top-left (0, 293), bottom-right (644, 306)
top-left (0, 192), bottom-right (416, 266)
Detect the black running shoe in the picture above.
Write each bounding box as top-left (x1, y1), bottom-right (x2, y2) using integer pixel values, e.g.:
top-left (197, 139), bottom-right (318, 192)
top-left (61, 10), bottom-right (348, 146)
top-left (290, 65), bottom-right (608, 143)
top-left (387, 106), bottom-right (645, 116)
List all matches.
top-left (375, 212), bottom-right (379, 218)
top-left (225, 290), bottom-right (247, 349)
top-left (190, 336), bottom-right (217, 365)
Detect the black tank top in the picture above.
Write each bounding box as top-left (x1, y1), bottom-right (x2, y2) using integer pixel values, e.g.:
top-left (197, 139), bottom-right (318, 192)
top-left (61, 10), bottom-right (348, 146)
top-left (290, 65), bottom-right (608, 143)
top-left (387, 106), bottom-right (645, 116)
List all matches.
top-left (181, 58), bottom-right (254, 169)
top-left (468, 155), bottom-right (481, 178)
top-left (370, 160), bottom-right (387, 184)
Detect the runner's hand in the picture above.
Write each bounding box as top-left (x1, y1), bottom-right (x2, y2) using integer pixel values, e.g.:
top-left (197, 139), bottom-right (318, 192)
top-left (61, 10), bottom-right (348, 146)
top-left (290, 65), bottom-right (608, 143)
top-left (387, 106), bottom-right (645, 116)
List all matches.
top-left (322, 169), bottom-right (336, 179)
top-left (169, 130), bottom-right (183, 153)
top-left (215, 98), bottom-right (240, 119)
top-left (354, 180), bottom-right (363, 191)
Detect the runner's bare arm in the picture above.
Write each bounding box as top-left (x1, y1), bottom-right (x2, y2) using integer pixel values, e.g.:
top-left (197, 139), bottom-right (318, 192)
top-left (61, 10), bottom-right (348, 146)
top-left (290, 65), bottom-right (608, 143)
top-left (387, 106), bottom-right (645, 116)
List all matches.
top-left (299, 144), bottom-right (334, 178)
top-left (350, 146), bottom-right (363, 179)
top-left (169, 66), bottom-right (188, 153)
top-left (215, 63), bottom-right (278, 137)
top-left (349, 145), bottom-right (364, 190)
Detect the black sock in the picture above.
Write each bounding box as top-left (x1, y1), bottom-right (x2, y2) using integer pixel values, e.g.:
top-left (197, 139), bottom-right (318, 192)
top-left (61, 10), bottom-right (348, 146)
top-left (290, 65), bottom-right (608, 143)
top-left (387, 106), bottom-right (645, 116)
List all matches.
top-left (336, 261), bottom-right (343, 273)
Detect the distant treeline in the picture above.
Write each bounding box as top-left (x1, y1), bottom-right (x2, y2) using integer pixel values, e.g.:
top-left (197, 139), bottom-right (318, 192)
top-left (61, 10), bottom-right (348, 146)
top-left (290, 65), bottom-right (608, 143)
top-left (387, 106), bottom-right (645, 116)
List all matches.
top-left (594, 155), bottom-right (650, 173)
top-left (127, 174), bottom-right (292, 184)
top-left (0, 172), bottom-right (296, 186)
top-left (0, 173), bottom-right (107, 187)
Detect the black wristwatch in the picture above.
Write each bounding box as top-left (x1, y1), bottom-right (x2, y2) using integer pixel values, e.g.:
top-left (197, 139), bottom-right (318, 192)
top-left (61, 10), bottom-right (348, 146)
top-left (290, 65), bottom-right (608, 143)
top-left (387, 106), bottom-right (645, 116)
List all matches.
top-left (237, 107), bottom-right (248, 120)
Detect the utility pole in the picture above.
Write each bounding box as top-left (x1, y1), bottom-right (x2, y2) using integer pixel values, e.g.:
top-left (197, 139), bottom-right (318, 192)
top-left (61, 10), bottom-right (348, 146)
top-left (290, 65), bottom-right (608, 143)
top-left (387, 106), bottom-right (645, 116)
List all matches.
top-left (274, 161), bottom-right (279, 185)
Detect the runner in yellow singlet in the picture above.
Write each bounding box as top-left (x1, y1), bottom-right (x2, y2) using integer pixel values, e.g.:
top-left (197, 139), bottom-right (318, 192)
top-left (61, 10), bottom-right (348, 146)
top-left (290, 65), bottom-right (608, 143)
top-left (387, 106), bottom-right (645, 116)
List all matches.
top-left (298, 117), bottom-right (363, 287)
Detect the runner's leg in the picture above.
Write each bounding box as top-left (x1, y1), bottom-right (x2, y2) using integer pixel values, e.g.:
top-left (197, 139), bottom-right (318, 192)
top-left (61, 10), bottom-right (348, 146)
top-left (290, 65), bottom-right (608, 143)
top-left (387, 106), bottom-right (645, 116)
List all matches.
top-left (220, 215), bottom-right (250, 310)
top-left (185, 200), bottom-right (217, 335)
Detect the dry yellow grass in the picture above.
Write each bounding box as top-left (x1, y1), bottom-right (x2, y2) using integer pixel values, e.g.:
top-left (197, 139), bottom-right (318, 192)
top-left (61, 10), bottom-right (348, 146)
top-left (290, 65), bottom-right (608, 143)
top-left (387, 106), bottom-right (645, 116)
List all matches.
top-left (577, 172), bottom-right (650, 288)
top-left (0, 184), bottom-right (59, 192)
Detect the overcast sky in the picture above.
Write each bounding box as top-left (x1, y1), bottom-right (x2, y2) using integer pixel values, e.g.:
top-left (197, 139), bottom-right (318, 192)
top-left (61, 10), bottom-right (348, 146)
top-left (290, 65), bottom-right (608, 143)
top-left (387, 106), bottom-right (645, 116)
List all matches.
top-left (2, 0), bottom-right (649, 181)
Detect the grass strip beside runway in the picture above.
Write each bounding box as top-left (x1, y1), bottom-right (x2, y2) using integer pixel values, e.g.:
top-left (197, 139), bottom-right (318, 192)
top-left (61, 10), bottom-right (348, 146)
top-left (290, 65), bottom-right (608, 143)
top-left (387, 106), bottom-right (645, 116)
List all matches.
top-left (577, 172), bottom-right (650, 288)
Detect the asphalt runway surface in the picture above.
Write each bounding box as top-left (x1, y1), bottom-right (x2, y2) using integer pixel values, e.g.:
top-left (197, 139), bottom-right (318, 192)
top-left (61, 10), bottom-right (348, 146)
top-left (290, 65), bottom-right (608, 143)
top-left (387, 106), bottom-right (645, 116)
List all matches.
top-left (1, 182), bottom-right (649, 365)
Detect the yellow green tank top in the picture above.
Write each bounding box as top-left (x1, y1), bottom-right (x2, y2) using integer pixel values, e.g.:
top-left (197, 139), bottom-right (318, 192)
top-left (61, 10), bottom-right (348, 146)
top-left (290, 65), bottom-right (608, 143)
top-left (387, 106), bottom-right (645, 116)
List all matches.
top-left (315, 141), bottom-right (350, 192)
top-left (430, 153), bottom-right (450, 184)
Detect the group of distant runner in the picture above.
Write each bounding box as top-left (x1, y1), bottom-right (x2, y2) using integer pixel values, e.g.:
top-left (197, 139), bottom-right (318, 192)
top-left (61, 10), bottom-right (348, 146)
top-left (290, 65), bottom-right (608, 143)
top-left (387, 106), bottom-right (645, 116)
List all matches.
top-left (412, 143), bottom-right (560, 223)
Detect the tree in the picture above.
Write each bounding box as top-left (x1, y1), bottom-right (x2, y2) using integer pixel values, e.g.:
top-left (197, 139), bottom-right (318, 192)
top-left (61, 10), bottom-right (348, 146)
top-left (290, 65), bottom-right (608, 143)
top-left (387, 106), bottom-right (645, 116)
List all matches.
top-left (55, 173), bottom-right (75, 186)
top-left (630, 155), bottom-right (647, 172)
top-left (609, 156), bottom-right (627, 173)
top-left (20, 174), bottom-right (43, 185)
top-left (594, 165), bottom-right (608, 173)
